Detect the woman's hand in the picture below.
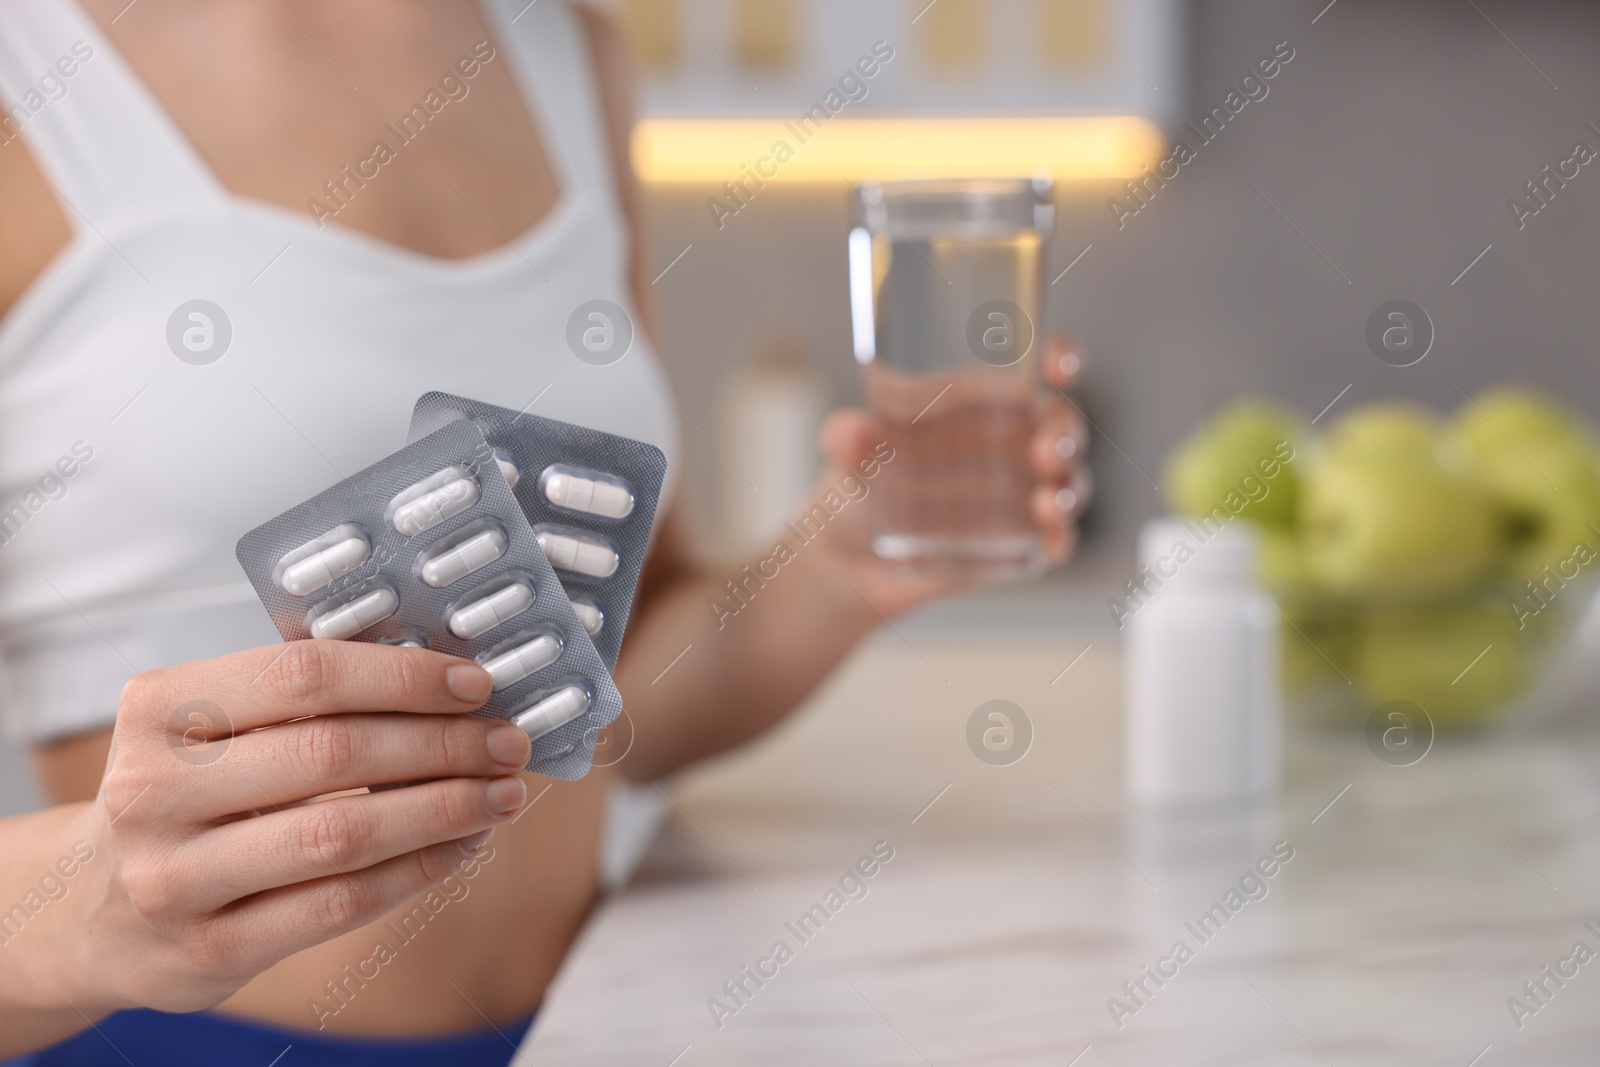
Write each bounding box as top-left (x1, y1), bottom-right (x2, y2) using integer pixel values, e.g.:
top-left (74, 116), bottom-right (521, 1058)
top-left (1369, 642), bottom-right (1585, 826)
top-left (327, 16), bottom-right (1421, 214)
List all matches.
top-left (809, 335), bottom-right (1092, 618)
top-left (57, 641), bottom-right (532, 1015)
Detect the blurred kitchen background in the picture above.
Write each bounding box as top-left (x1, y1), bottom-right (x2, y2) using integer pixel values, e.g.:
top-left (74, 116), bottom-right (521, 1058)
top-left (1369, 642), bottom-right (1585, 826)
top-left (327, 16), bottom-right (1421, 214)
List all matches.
top-left (613, 0), bottom-right (1600, 584)
top-left (4, 0), bottom-right (1597, 802)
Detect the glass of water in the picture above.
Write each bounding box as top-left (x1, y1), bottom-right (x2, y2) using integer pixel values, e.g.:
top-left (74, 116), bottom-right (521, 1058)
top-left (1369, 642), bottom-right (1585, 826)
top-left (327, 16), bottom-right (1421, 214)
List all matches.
top-left (849, 178), bottom-right (1054, 579)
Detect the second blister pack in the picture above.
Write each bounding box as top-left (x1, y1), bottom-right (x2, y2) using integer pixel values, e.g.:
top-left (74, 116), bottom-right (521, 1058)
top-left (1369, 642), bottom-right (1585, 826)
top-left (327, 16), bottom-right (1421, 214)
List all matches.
top-left (235, 420), bottom-right (621, 780)
top-left (407, 392), bottom-right (668, 671)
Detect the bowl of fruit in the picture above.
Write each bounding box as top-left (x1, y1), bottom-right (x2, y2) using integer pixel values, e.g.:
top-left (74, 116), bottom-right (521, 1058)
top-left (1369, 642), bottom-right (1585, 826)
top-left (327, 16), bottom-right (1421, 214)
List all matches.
top-left (1163, 388), bottom-right (1600, 731)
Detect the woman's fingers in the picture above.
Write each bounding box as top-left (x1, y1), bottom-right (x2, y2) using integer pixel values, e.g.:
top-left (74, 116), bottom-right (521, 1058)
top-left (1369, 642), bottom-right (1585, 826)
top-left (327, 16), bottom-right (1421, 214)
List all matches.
top-left (184, 775), bottom-right (526, 911)
top-left (214, 835), bottom-right (498, 971)
top-left (1062, 462), bottom-right (1095, 516)
top-left (1041, 334), bottom-right (1086, 390)
top-left (820, 358), bottom-right (1089, 572)
top-left (134, 641), bottom-right (492, 740)
top-left (1030, 345), bottom-right (1090, 560)
top-left (195, 712), bottom-right (531, 814)
top-left (1034, 337), bottom-right (1089, 565)
top-left (819, 407), bottom-right (883, 471)
top-left (1033, 492), bottom-right (1077, 563)
top-left (84, 640), bottom-right (518, 1014)
top-left (1033, 464), bottom-right (1093, 563)
top-left (1030, 403), bottom-right (1089, 481)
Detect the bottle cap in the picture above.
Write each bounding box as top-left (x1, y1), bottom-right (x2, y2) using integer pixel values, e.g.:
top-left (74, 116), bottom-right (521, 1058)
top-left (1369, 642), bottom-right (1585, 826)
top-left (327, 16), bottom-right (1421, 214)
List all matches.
top-left (1138, 517), bottom-right (1258, 579)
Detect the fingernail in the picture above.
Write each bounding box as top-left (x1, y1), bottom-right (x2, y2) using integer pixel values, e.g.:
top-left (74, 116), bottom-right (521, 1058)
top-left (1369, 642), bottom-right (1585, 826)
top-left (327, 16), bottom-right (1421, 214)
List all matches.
top-left (458, 828), bottom-right (495, 855)
top-left (1054, 436), bottom-right (1077, 460)
top-left (486, 724), bottom-right (532, 767)
top-left (1055, 487), bottom-right (1079, 513)
top-left (1057, 349), bottom-right (1082, 377)
top-left (485, 776), bottom-right (527, 816)
top-left (446, 664), bottom-right (492, 704)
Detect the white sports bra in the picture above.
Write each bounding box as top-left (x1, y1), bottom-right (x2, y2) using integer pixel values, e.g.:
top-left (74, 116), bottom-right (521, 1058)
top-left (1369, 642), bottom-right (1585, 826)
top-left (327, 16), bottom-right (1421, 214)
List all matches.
top-left (0, 0), bottom-right (680, 741)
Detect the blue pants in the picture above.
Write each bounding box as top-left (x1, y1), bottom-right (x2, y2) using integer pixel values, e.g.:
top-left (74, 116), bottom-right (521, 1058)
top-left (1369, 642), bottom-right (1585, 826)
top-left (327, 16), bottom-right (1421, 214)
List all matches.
top-left (2, 1008), bottom-right (537, 1067)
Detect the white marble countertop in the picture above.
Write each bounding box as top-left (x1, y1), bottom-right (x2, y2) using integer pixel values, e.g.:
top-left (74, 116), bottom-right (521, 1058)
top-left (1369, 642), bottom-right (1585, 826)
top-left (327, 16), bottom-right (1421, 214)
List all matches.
top-left (518, 623), bottom-right (1600, 1065)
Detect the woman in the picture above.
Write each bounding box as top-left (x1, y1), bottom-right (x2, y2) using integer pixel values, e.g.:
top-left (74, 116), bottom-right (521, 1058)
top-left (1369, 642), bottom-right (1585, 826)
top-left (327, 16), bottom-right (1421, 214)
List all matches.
top-left (0, 0), bottom-right (1088, 1061)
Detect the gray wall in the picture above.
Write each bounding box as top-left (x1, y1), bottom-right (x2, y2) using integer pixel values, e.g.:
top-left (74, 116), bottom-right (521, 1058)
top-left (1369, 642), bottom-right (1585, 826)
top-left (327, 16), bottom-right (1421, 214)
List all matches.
top-left (642, 0), bottom-right (1600, 577)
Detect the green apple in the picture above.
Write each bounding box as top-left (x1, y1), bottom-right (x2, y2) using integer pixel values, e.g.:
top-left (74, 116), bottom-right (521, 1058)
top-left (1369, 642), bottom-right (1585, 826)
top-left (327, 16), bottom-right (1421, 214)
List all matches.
top-left (1257, 527), bottom-right (1311, 590)
top-left (1323, 403), bottom-right (1442, 464)
top-left (1164, 401), bottom-right (1303, 528)
top-left (1449, 386), bottom-right (1593, 465)
top-left (1301, 448), bottom-right (1496, 600)
top-left (1445, 389), bottom-right (1600, 582)
top-left (1352, 605), bottom-right (1524, 728)
top-left (1476, 438), bottom-right (1600, 581)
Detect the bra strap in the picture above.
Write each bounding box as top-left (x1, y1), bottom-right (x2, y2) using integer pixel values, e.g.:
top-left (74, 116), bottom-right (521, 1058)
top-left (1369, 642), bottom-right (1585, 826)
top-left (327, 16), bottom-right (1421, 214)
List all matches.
top-left (481, 0), bottom-right (620, 217)
top-left (0, 0), bottom-right (225, 232)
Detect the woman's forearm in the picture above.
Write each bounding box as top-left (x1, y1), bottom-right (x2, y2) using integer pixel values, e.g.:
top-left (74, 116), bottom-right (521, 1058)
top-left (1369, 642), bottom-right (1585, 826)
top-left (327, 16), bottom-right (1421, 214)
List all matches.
top-left (614, 539), bottom-right (879, 782)
top-left (0, 801), bottom-right (115, 1055)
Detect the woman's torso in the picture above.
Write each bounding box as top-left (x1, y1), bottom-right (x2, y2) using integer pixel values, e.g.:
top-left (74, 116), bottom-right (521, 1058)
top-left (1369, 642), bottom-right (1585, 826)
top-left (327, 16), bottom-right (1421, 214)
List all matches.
top-left (0, 0), bottom-right (673, 1034)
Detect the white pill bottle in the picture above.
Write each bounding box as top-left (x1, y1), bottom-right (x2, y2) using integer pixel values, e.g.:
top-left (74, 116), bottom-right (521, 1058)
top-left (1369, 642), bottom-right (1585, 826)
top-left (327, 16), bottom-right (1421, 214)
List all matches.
top-left (1124, 518), bottom-right (1281, 806)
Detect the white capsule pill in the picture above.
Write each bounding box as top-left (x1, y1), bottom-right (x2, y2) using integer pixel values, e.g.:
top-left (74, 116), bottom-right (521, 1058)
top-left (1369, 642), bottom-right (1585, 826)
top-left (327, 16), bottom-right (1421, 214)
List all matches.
top-left (392, 476), bottom-right (479, 536)
top-left (481, 634), bottom-right (562, 691)
top-left (536, 529), bottom-right (620, 578)
top-left (281, 536), bottom-right (369, 596)
top-left (309, 586), bottom-right (399, 640)
top-left (448, 582), bottom-right (534, 639)
top-left (420, 529), bottom-right (508, 588)
top-left (494, 452), bottom-right (522, 491)
top-left (512, 685), bottom-right (591, 741)
top-left (541, 468), bottom-right (634, 520)
top-left (569, 598), bottom-right (604, 635)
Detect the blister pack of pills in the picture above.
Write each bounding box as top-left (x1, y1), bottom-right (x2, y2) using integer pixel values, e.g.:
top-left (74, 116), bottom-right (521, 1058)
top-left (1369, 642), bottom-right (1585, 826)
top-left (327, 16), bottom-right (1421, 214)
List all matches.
top-left (407, 392), bottom-right (668, 671)
top-left (235, 420), bottom-right (621, 780)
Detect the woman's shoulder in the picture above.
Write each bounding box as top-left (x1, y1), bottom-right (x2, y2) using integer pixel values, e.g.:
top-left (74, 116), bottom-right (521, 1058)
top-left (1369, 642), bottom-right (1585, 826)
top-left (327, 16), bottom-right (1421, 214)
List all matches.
top-left (569, 1), bottom-right (631, 93)
top-left (0, 137), bottom-right (72, 323)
